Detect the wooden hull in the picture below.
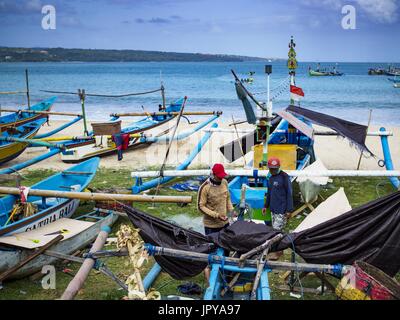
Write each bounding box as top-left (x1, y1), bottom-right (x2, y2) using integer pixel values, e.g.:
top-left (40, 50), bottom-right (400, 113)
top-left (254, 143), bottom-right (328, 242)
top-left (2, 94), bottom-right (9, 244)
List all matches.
top-left (0, 158), bottom-right (100, 236)
top-left (0, 212), bottom-right (118, 279)
top-left (0, 120), bottom-right (45, 165)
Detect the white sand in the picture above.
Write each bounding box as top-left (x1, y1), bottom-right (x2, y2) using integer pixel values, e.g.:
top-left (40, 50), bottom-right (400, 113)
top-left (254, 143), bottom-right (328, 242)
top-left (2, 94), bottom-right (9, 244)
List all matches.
top-left (1, 118), bottom-right (399, 173)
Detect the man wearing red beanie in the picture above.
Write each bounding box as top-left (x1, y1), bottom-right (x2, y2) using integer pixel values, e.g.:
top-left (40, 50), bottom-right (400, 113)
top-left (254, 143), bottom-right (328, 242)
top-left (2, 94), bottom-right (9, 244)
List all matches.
top-left (197, 163), bottom-right (234, 284)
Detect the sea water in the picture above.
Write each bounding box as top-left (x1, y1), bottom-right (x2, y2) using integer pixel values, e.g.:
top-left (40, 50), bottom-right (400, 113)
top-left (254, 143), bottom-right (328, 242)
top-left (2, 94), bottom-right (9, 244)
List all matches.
top-left (0, 61), bottom-right (399, 125)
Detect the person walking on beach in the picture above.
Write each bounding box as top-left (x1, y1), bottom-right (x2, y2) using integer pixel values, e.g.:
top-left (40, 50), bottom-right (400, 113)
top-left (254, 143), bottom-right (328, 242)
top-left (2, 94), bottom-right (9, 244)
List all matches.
top-left (197, 163), bottom-right (234, 283)
top-left (262, 157), bottom-right (293, 231)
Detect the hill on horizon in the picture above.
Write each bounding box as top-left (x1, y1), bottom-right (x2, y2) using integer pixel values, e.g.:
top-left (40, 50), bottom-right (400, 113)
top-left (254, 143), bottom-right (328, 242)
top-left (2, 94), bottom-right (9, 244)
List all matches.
top-left (0, 47), bottom-right (283, 63)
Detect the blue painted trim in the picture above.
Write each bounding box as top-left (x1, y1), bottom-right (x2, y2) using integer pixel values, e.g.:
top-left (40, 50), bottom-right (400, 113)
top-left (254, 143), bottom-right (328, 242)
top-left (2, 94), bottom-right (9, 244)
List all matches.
top-left (257, 269), bottom-right (271, 300)
top-left (143, 263), bottom-right (162, 291)
top-left (203, 248), bottom-right (224, 300)
top-left (140, 115), bottom-right (219, 143)
top-left (34, 116), bottom-right (82, 139)
top-left (0, 148), bottom-right (61, 174)
top-left (379, 127), bottom-right (400, 189)
top-left (101, 225), bottom-right (111, 233)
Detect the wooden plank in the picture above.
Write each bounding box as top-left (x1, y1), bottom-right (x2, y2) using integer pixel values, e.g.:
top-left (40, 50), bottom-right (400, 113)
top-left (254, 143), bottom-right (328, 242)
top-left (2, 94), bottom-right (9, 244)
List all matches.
top-left (0, 235), bottom-right (63, 282)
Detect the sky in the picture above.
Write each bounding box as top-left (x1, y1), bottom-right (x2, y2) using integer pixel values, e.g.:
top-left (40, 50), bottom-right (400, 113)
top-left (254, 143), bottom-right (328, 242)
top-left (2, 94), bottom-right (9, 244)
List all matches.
top-left (0, 0), bottom-right (399, 62)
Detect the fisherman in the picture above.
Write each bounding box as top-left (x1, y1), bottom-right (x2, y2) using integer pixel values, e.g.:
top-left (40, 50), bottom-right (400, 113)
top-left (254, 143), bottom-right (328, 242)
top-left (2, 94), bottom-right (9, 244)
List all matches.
top-left (197, 163), bottom-right (234, 284)
top-left (262, 157), bottom-right (293, 232)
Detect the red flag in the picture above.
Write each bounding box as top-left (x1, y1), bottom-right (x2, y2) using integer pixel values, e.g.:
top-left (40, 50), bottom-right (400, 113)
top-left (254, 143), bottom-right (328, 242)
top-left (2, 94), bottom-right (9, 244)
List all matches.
top-left (290, 85), bottom-right (304, 100)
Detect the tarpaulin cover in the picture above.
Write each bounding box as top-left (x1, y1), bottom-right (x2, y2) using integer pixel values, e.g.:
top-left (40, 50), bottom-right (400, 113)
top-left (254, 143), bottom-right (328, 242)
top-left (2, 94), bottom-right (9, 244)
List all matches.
top-left (219, 116), bottom-right (282, 163)
top-left (124, 190), bottom-right (400, 279)
top-left (286, 105), bottom-right (374, 156)
top-left (123, 204), bottom-right (214, 279)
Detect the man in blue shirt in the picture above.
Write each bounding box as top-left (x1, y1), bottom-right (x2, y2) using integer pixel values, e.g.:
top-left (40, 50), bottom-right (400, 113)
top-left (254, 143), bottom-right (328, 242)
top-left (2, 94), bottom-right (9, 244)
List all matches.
top-left (262, 157), bottom-right (293, 231)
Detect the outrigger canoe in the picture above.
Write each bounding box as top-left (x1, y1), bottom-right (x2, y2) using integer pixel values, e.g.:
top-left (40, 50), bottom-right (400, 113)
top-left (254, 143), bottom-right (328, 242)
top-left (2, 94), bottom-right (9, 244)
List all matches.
top-left (0, 157), bottom-right (100, 237)
top-left (309, 69), bottom-right (343, 76)
top-left (0, 118), bottom-right (47, 165)
top-left (0, 97), bottom-right (57, 132)
top-left (0, 209), bottom-right (118, 280)
top-left (60, 98), bottom-right (185, 163)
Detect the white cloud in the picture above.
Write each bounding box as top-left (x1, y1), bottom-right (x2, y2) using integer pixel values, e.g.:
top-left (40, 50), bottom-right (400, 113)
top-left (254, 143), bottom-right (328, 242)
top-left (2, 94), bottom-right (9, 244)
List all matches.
top-left (356, 0), bottom-right (398, 23)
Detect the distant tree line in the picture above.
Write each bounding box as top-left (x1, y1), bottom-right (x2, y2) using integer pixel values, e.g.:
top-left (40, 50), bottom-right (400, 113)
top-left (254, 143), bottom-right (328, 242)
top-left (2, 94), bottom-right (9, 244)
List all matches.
top-left (0, 47), bottom-right (278, 62)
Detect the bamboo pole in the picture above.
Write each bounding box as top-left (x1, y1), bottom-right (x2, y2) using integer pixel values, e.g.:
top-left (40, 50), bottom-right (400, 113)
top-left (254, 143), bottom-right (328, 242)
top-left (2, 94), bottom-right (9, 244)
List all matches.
top-left (111, 111), bottom-right (222, 117)
top-left (203, 128), bottom-right (393, 136)
top-left (0, 136), bottom-right (65, 150)
top-left (0, 186), bottom-right (192, 203)
top-left (78, 89), bottom-right (88, 136)
top-left (131, 169), bottom-right (400, 178)
top-left (60, 227), bottom-right (110, 300)
top-left (25, 69), bottom-right (30, 109)
top-left (93, 245), bottom-right (348, 275)
top-left (357, 109), bottom-right (373, 170)
top-left (0, 109), bottom-right (82, 117)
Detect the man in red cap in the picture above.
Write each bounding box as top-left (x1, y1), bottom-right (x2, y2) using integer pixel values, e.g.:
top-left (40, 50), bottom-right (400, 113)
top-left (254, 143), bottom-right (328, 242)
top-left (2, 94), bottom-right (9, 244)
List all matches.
top-left (263, 157), bottom-right (293, 232)
top-left (197, 163), bottom-right (234, 283)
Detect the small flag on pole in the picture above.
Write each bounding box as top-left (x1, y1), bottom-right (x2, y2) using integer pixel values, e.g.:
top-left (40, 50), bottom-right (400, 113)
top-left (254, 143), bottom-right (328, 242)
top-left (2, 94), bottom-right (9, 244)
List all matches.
top-left (290, 85), bottom-right (304, 101)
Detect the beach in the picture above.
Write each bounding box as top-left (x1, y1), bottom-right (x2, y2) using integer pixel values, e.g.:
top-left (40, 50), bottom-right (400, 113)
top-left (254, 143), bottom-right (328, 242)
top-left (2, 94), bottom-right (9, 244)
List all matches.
top-left (1, 118), bottom-right (398, 173)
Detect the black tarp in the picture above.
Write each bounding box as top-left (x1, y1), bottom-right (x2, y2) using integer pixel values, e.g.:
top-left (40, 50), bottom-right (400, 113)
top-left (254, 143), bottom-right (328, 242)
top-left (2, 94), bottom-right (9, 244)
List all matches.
top-left (124, 191), bottom-right (400, 279)
top-left (219, 116), bottom-right (282, 163)
top-left (286, 105), bottom-right (374, 156)
top-left (123, 205), bottom-right (214, 279)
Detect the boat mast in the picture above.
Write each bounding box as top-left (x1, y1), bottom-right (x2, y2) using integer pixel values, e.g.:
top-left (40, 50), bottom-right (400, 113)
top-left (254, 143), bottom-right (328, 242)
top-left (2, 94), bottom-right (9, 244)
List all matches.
top-left (287, 36), bottom-right (298, 105)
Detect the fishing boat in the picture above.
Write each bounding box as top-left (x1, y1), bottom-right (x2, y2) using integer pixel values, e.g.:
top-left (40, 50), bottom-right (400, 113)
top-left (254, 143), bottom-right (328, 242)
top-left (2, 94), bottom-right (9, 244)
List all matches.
top-left (394, 83), bottom-right (400, 88)
top-left (227, 117), bottom-right (315, 222)
top-left (0, 118), bottom-right (47, 165)
top-left (388, 76), bottom-right (400, 83)
top-left (0, 209), bottom-right (118, 279)
top-left (0, 157), bottom-right (100, 237)
top-left (308, 68), bottom-right (343, 76)
top-left (60, 98), bottom-right (185, 163)
top-left (0, 97), bottom-right (57, 132)
top-left (368, 68), bottom-right (386, 75)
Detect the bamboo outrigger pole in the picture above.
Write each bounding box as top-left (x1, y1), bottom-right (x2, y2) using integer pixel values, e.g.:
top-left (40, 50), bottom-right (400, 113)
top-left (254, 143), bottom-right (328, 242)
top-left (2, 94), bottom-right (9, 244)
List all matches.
top-left (111, 111), bottom-right (222, 117)
top-left (0, 109), bottom-right (82, 117)
top-left (60, 227), bottom-right (110, 300)
top-left (0, 186), bottom-right (192, 204)
top-left (131, 169), bottom-right (400, 178)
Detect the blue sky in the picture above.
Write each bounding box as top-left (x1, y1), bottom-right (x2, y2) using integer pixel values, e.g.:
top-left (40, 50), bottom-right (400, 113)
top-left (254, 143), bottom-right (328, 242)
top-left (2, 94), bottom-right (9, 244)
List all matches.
top-left (0, 0), bottom-right (399, 62)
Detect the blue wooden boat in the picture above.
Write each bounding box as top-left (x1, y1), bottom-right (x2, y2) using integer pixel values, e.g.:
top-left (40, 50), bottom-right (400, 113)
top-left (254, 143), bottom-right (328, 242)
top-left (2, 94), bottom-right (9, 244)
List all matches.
top-left (0, 97), bottom-right (57, 132)
top-left (0, 157), bottom-right (100, 237)
top-left (61, 98), bottom-right (186, 162)
top-left (228, 117), bottom-right (315, 222)
top-left (0, 118), bottom-right (47, 165)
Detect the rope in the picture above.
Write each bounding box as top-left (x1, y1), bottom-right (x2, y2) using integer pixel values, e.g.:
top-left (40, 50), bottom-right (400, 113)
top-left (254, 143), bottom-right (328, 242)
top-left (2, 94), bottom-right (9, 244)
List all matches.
top-left (40, 87), bottom-right (162, 98)
top-left (286, 234), bottom-right (304, 299)
top-left (152, 96), bottom-right (187, 202)
top-left (253, 76), bottom-right (290, 95)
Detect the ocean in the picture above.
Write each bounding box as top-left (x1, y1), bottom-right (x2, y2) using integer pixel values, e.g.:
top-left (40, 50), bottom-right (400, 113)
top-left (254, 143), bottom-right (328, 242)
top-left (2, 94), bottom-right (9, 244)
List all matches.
top-left (0, 61), bottom-right (399, 126)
